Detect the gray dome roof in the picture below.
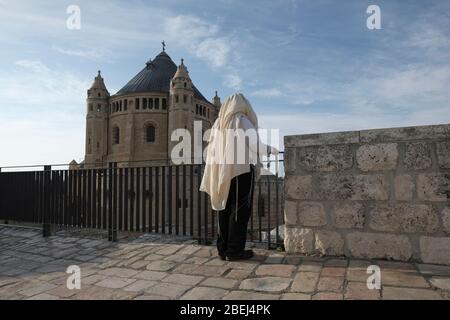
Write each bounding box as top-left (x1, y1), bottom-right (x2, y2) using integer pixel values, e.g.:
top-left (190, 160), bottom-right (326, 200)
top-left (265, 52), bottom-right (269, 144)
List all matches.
top-left (115, 51), bottom-right (209, 103)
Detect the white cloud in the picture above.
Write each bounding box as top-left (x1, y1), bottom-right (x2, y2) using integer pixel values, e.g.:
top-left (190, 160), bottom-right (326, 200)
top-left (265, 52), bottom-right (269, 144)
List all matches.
top-left (259, 105), bottom-right (450, 150)
top-left (223, 74), bottom-right (242, 90)
top-left (409, 26), bottom-right (450, 51)
top-left (251, 88), bottom-right (282, 98)
top-left (340, 63), bottom-right (450, 116)
top-left (164, 15), bottom-right (218, 41)
top-left (14, 59), bottom-right (50, 73)
top-left (3, 60), bottom-right (88, 109)
top-left (51, 45), bottom-right (107, 60)
top-left (163, 14), bottom-right (232, 68)
top-left (0, 117), bottom-right (84, 167)
top-left (0, 60), bottom-right (87, 166)
top-left (196, 38), bottom-right (230, 68)
top-left (376, 66), bottom-right (450, 100)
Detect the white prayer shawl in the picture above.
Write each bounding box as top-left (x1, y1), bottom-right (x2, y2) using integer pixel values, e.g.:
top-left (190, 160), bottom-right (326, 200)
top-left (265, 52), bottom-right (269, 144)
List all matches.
top-left (200, 93), bottom-right (270, 211)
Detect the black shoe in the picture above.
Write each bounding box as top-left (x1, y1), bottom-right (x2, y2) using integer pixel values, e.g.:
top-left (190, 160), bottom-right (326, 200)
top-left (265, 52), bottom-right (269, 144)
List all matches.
top-left (218, 252), bottom-right (226, 260)
top-left (226, 250), bottom-right (254, 261)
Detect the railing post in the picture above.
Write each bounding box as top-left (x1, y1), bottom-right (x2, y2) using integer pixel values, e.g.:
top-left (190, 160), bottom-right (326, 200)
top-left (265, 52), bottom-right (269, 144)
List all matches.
top-left (108, 162), bottom-right (117, 242)
top-left (108, 162), bottom-right (113, 241)
top-left (275, 154), bottom-right (280, 249)
top-left (0, 167), bottom-right (6, 225)
top-left (43, 165), bottom-right (51, 237)
top-left (112, 162), bottom-right (117, 242)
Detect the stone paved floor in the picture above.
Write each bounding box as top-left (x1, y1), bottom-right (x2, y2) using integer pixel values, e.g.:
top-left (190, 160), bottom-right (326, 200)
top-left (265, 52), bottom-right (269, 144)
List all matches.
top-left (1, 225), bottom-right (450, 300)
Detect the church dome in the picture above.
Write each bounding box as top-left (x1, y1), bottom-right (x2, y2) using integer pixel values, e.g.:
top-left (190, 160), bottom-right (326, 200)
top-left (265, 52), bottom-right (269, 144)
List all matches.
top-left (115, 51), bottom-right (208, 102)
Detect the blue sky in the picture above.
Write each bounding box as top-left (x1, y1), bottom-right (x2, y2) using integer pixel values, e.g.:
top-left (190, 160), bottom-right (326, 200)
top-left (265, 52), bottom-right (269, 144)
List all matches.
top-left (0, 0), bottom-right (449, 167)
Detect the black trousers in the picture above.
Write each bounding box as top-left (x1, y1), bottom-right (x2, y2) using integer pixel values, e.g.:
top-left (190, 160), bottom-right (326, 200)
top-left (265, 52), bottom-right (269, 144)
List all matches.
top-left (217, 165), bottom-right (255, 257)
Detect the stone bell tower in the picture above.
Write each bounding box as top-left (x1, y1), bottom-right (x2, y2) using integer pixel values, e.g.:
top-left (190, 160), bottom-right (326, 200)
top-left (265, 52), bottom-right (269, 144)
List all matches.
top-left (212, 90), bottom-right (221, 120)
top-left (168, 59), bottom-right (195, 163)
top-left (85, 70), bottom-right (109, 167)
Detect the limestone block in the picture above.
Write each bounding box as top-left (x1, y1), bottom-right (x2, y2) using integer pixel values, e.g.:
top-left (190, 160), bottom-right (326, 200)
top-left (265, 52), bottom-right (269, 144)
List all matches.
top-left (403, 142), bottom-right (432, 170)
top-left (332, 202), bottom-right (365, 229)
top-left (285, 175), bottom-right (313, 200)
top-left (297, 201), bottom-right (326, 227)
top-left (369, 203), bottom-right (439, 233)
top-left (284, 131), bottom-right (359, 148)
top-left (356, 143), bottom-right (398, 171)
top-left (298, 145), bottom-right (353, 172)
top-left (314, 230), bottom-right (344, 256)
top-left (442, 207), bottom-right (450, 234)
top-left (284, 147), bottom-right (297, 174)
top-left (284, 227), bottom-right (314, 254)
top-left (420, 237), bottom-right (450, 265)
top-left (360, 124), bottom-right (450, 143)
top-left (346, 232), bottom-right (412, 261)
top-left (316, 174), bottom-right (389, 200)
top-left (436, 141), bottom-right (450, 169)
top-left (284, 200), bottom-right (298, 226)
top-left (417, 173), bottom-right (450, 201)
top-left (394, 174), bottom-right (415, 201)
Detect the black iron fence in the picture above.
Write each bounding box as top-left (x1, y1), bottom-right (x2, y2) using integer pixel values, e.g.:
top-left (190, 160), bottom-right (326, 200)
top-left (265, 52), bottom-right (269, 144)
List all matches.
top-left (0, 158), bottom-right (284, 249)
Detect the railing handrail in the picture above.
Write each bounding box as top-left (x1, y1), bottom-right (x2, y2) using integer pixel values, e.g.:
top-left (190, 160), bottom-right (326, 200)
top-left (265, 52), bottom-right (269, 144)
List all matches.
top-left (0, 152), bottom-right (284, 171)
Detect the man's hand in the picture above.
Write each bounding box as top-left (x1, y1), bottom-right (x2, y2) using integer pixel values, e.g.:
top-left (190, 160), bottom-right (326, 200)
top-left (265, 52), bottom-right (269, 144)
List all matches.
top-left (268, 146), bottom-right (279, 155)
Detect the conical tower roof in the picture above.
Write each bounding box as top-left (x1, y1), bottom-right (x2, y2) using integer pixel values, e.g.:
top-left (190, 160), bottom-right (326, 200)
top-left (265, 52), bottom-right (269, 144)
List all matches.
top-left (173, 59), bottom-right (190, 80)
top-left (89, 70), bottom-right (108, 92)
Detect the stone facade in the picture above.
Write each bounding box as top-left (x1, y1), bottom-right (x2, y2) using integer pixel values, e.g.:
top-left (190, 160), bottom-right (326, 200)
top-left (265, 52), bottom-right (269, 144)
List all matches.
top-left (284, 124), bottom-right (450, 265)
top-left (84, 48), bottom-right (221, 168)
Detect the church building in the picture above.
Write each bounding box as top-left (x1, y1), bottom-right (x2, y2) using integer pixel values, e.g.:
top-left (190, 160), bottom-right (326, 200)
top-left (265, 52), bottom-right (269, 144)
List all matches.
top-left (84, 44), bottom-right (221, 168)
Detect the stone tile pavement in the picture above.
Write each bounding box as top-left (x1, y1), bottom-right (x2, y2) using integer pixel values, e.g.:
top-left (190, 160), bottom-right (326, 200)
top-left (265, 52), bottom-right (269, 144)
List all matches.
top-left (1, 225), bottom-right (450, 300)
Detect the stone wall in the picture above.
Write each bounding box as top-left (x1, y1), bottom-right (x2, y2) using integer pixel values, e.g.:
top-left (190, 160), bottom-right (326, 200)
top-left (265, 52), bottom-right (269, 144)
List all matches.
top-left (283, 124), bottom-right (450, 265)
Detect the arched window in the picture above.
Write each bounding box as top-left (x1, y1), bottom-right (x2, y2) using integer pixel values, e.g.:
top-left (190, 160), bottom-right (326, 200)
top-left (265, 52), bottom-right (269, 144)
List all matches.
top-left (113, 126), bottom-right (120, 145)
top-left (146, 125), bottom-right (155, 143)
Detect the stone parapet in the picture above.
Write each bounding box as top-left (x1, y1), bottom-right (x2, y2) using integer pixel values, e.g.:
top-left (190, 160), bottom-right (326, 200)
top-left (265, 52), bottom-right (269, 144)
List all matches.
top-left (284, 124), bottom-right (450, 265)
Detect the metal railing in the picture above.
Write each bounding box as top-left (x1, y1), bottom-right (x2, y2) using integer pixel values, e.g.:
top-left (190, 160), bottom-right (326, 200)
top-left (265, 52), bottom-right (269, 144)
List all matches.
top-left (0, 156), bottom-right (284, 249)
